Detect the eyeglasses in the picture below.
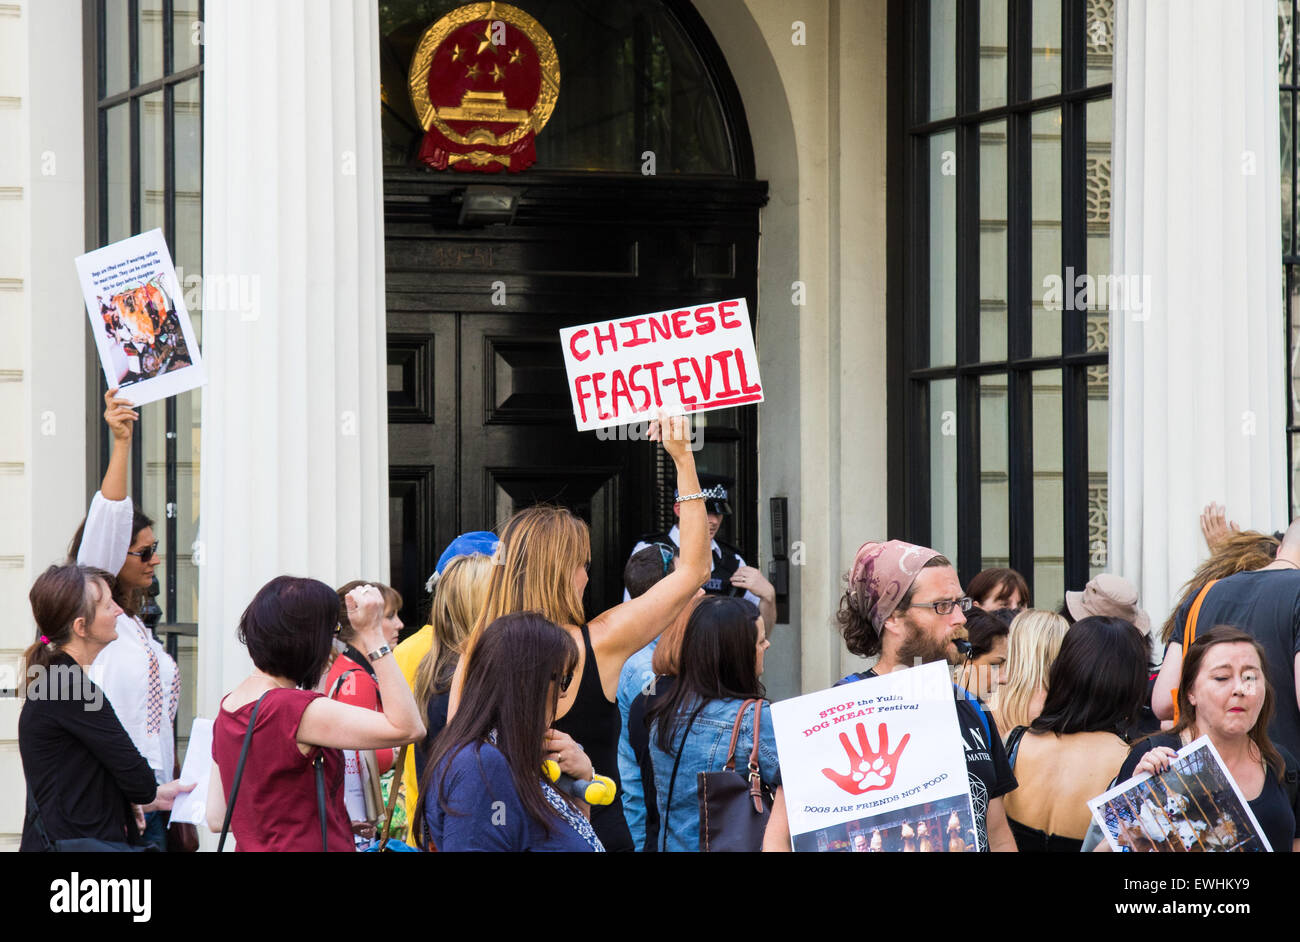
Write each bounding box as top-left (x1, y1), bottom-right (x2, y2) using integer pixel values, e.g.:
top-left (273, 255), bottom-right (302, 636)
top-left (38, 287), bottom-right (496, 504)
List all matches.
top-left (651, 542), bottom-right (676, 575)
top-left (126, 541), bottom-right (159, 564)
top-left (906, 596), bottom-right (973, 616)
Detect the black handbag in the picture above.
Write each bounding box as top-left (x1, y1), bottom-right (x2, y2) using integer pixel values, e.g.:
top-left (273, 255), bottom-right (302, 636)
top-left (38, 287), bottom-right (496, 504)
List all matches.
top-left (218, 690), bottom-right (330, 852)
top-left (696, 698), bottom-right (774, 852)
top-left (662, 699), bottom-right (774, 852)
top-left (25, 791), bottom-right (159, 853)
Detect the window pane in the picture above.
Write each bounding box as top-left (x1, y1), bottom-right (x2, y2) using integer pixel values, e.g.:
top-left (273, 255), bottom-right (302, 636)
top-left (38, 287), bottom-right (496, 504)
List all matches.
top-left (141, 90), bottom-right (166, 235)
top-left (140, 401), bottom-right (166, 574)
top-left (1284, 91), bottom-right (1294, 258)
top-left (1281, 0), bottom-right (1294, 86)
top-left (1087, 0), bottom-right (1115, 87)
top-left (980, 375), bottom-right (1009, 568)
top-left (1086, 98), bottom-right (1112, 352)
top-left (1033, 370), bottom-right (1064, 610)
top-left (104, 0), bottom-right (130, 97)
top-left (176, 390), bottom-right (201, 623)
top-left (1088, 364), bottom-right (1109, 579)
top-left (1291, 267), bottom-right (1300, 423)
top-left (979, 0), bottom-right (1007, 110)
top-left (1293, 431), bottom-right (1300, 522)
top-left (980, 120), bottom-right (1008, 361)
top-left (1031, 1), bottom-right (1061, 98)
top-left (1032, 109), bottom-right (1062, 357)
top-left (930, 131), bottom-right (958, 365)
top-left (930, 379), bottom-right (958, 567)
top-left (175, 77), bottom-right (202, 339)
top-left (139, 0), bottom-right (164, 84)
top-left (174, 0), bottom-right (202, 72)
top-left (175, 635), bottom-right (198, 767)
top-left (930, 0), bottom-right (957, 119)
top-left (105, 103), bottom-right (131, 243)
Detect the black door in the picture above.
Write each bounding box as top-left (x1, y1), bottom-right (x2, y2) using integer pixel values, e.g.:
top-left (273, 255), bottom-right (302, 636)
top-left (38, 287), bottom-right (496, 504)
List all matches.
top-left (385, 174), bottom-right (767, 630)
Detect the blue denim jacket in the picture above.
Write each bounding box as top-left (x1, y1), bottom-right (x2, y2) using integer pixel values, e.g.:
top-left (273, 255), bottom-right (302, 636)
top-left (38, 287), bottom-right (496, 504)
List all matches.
top-left (616, 642), bottom-right (657, 850)
top-left (649, 696), bottom-right (781, 853)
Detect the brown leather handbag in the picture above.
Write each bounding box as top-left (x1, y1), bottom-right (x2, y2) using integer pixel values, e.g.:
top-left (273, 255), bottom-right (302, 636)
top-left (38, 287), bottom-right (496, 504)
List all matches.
top-left (696, 698), bottom-right (774, 852)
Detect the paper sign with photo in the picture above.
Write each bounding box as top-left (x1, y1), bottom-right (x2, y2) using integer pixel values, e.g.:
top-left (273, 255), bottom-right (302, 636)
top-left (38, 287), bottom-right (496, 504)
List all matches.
top-left (558, 298), bottom-right (763, 432)
top-left (1087, 735), bottom-right (1271, 852)
top-left (769, 661), bottom-right (978, 852)
top-left (75, 229), bottom-right (207, 406)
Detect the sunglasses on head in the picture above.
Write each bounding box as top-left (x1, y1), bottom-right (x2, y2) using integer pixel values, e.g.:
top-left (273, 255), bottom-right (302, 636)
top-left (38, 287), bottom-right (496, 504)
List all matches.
top-left (126, 541), bottom-right (160, 564)
top-left (651, 542), bottom-right (676, 575)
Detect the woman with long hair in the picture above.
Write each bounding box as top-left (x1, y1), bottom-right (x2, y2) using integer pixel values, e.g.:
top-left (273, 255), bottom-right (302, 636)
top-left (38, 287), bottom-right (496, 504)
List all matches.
top-left (20, 565), bottom-right (191, 851)
top-left (205, 579), bottom-right (424, 851)
top-left (67, 388), bottom-right (180, 848)
top-left (418, 613), bottom-right (602, 851)
top-left (1001, 616), bottom-right (1149, 852)
top-left (992, 609), bottom-right (1071, 739)
top-left (410, 552), bottom-right (494, 793)
top-left (1115, 626), bottom-right (1300, 852)
top-left (450, 415), bottom-right (711, 851)
top-left (645, 596), bottom-right (779, 852)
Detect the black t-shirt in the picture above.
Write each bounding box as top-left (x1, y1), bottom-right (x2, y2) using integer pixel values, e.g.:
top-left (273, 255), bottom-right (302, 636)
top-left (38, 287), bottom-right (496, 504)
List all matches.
top-left (837, 669), bottom-right (1017, 851)
top-left (1119, 734), bottom-right (1299, 852)
top-left (1170, 570), bottom-right (1300, 758)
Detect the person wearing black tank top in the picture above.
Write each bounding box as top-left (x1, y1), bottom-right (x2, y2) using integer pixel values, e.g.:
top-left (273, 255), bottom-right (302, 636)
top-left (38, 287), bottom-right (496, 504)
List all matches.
top-left (449, 415), bottom-right (712, 851)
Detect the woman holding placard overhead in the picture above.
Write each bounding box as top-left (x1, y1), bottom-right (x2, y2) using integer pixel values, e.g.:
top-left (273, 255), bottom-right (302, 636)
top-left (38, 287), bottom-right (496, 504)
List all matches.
top-left (449, 413), bottom-right (711, 852)
top-left (1112, 626), bottom-right (1300, 852)
top-left (67, 387), bottom-right (180, 850)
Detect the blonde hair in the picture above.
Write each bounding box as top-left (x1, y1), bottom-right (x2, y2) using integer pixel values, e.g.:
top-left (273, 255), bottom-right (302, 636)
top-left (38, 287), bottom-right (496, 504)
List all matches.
top-left (412, 553), bottom-right (494, 712)
top-left (993, 609), bottom-right (1070, 733)
top-left (464, 506), bottom-right (590, 665)
top-left (1159, 530), bottom-right (1279, 644)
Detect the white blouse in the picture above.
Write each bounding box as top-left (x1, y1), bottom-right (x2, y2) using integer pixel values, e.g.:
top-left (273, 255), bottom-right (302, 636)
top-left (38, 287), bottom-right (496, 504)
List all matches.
top-left (78, 491), bottom-right (180, 784)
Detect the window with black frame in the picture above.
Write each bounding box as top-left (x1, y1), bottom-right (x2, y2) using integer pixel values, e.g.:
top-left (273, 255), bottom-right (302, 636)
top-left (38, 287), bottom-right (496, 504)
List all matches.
top-left (888, 0), bottom-right (1112, 611)
top-left (90, 0), bottom-right (203, 753)
top-left (1281, 1), bottom-right (1300, 518)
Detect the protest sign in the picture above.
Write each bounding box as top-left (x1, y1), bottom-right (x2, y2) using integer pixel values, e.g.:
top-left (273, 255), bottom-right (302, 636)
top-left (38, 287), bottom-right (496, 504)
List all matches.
top-left (168, 718), bottom-right (213, 827)
top-left (75, 229), bottom-right (206, 406)
top-left (558, 298), bottom-right (763, 432)
top-left (1088, 735), bottom-right (1271, 852)
top-left (769, 662), bottom-right (978, 852)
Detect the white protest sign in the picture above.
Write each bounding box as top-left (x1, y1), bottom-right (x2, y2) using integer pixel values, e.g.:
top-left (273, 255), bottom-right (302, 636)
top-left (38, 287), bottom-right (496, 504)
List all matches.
top-left (558, 298), bottom-right (763, 432)
top-left (168, 717), bottom-right (213, 827)
top-left (770, 662), bottom-right (977, 852)
top-left (75, 229), bottom-right (207, 406)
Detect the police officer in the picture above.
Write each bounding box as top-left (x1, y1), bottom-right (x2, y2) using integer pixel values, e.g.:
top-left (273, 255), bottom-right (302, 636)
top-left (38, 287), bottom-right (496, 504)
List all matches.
top-left (626, 473), bottom-right (777, 632)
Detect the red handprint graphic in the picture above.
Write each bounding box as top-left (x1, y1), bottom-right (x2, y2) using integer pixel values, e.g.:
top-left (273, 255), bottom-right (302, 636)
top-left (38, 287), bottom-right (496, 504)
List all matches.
top-left (821, 722), bottom-right (910, 795)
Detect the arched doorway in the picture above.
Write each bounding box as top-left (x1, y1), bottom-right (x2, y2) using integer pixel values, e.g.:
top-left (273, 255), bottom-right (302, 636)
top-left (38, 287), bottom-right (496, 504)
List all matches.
top-left (378, 0), bottom-right (767, 624)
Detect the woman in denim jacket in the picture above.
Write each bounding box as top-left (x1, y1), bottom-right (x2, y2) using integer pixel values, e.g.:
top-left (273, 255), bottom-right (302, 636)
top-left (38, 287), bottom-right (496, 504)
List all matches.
top-left (646, 597), bottom-right (780, 851)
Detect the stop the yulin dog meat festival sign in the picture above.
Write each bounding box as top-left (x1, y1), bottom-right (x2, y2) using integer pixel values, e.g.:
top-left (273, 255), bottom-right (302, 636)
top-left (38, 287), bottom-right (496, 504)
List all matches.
top-left (770, 662), bottom-right (977, 852)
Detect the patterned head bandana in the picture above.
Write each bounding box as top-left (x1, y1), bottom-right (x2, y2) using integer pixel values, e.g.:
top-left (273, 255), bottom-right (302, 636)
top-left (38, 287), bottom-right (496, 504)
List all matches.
top-left (849, 540), bottom-right (944, 630)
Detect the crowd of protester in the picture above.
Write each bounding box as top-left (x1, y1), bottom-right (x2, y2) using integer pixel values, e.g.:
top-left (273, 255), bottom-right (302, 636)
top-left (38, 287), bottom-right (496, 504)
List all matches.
top-left (15, 394), bottom-right (1300, 852)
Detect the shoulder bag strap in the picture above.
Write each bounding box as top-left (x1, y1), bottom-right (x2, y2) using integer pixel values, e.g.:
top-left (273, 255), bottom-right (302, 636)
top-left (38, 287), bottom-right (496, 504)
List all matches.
top-left (217, 690), bottom-right (271, 852)
top-left (327, 668), bottom-right (359, 700)
top-left (377, 743), bottom-right (409, 851)
top-left (315, 752), bottom-right (328, 851)
top-left (722, 698), bottom-right (758, 771)
top-left (745, 700), bottom-right (767, 812)
top-left (660, 702), bottom-right (705, 852)
top-left (1172, 579), bottom-right (1219, 723)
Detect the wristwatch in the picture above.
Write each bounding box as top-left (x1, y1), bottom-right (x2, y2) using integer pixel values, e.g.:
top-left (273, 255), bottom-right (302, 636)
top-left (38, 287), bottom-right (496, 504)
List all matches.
top-left (366, 644), bottom-right (392, 663)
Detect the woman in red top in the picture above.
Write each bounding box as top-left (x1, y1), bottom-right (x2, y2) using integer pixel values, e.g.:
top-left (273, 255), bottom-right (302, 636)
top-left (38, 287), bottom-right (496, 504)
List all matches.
top-left (206, 578), bottom-right (424, 851)
top-left (325, 580), bottom-right (404, 844)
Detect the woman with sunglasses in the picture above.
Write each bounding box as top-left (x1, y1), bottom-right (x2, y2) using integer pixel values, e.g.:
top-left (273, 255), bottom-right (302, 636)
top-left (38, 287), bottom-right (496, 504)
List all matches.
top-left (418, 613), bottom-right (602, 851)
top-left (67, 387), bottom-right (179, 850)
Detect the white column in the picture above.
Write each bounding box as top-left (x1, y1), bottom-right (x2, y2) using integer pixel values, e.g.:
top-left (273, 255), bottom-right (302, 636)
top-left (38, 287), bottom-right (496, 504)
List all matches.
top-left (1110, 0), bottom-right (1287, 626)
top-left (199, 0), bottom-right (389, 712)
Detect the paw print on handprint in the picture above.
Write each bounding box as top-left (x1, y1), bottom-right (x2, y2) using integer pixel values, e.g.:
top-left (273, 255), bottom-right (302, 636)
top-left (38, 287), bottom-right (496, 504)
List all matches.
top-left (821, 722), bottom-right (910, 795)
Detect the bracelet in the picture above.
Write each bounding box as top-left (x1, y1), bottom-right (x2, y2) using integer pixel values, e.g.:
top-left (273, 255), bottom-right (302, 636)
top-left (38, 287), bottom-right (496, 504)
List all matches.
top-left (676, 491), bottom-right (708, 502)
top-left (367, 644), bottom-right (392, 663)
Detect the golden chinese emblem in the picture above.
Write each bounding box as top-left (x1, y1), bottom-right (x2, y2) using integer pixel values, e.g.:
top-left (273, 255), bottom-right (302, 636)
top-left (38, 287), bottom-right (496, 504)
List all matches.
top-left (407, 1), bottom-right (560, 172)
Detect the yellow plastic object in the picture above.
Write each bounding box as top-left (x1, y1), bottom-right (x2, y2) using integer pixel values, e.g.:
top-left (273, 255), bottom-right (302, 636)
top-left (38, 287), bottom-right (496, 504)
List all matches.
top-left (540, 761), bottom-right (618, 806)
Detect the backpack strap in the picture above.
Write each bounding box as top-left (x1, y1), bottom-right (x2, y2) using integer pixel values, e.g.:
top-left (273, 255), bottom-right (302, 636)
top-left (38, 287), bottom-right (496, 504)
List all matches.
top-left (1005, 725), bottom-right (1029, 772)
top-left (217, 690), bottom-right (271, 852)
top-left (1172, 579), bottom-right (1219, 723)
top-left (954, 683), bottom-right (991, 744)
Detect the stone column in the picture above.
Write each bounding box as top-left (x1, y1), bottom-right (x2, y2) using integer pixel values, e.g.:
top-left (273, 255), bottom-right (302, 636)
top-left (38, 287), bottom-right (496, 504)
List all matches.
top-left (199, 0), bottom-right (389, 710)
top-left (1110, 0), bottom-right (1287, 625)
